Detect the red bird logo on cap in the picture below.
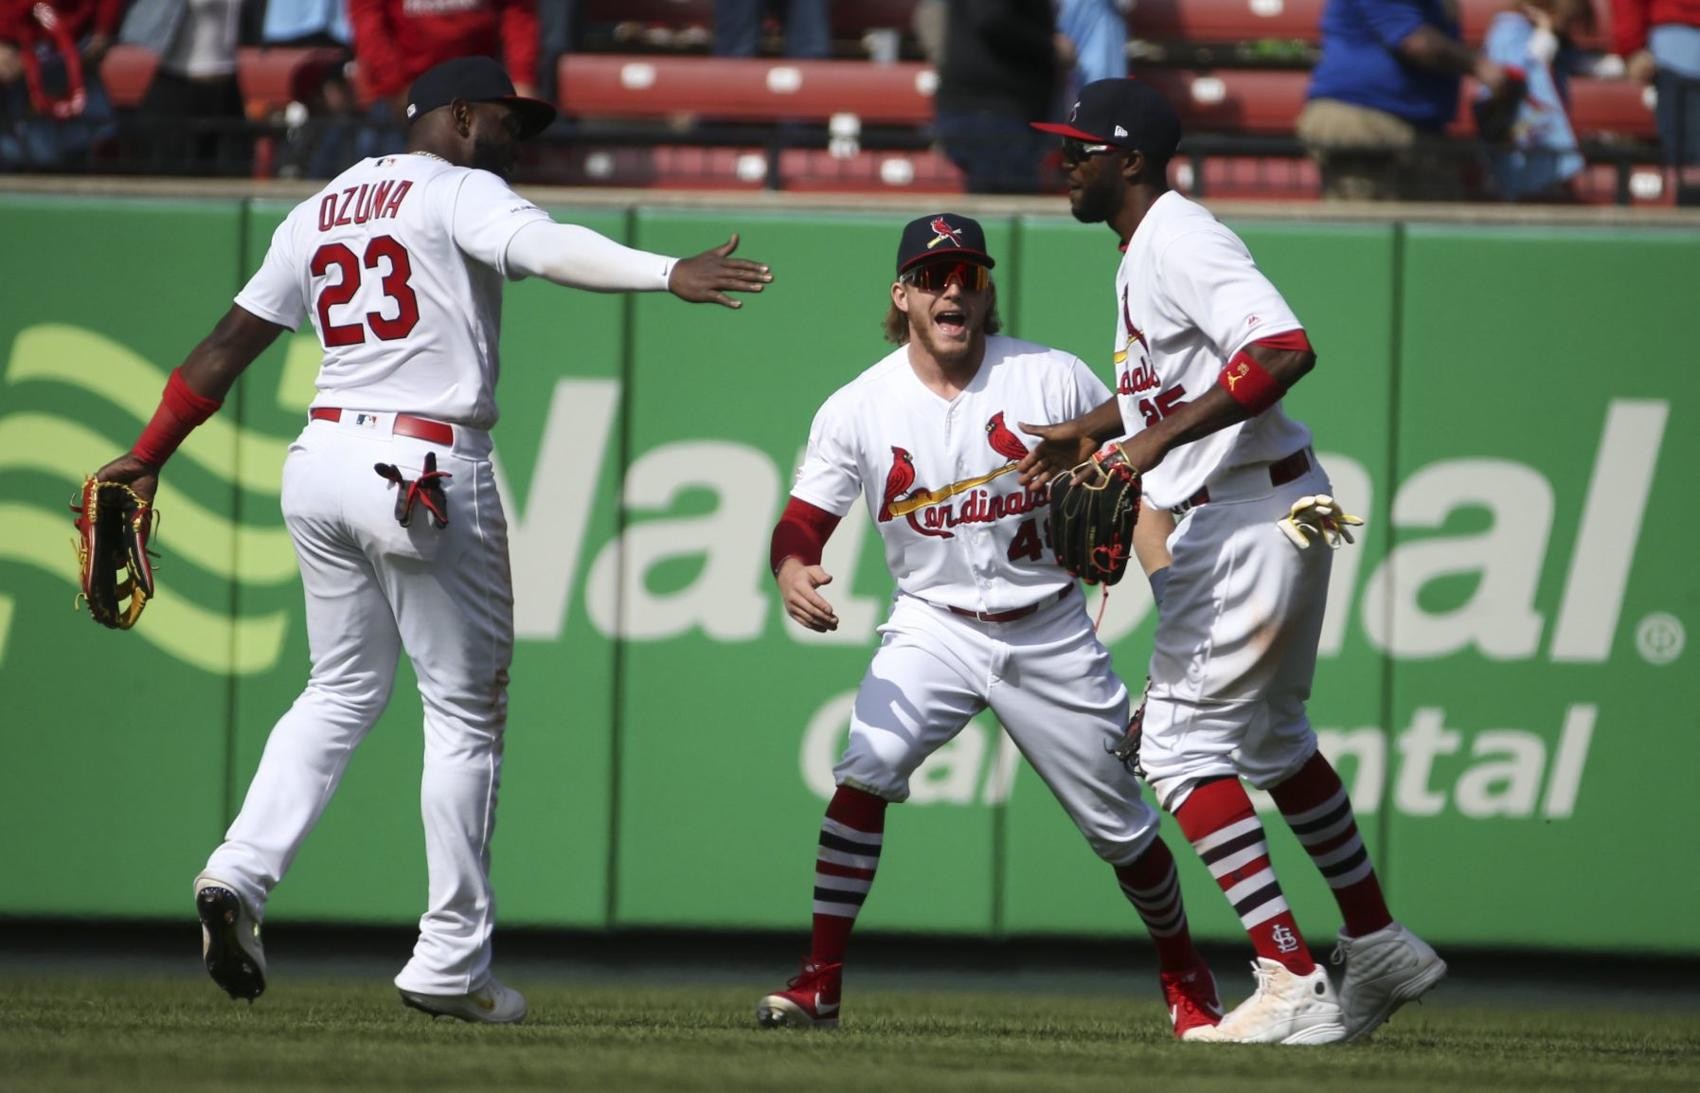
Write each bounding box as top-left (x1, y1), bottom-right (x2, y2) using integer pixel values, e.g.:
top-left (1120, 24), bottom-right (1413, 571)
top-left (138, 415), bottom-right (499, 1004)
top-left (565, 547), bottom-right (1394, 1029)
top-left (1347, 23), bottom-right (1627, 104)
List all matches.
top-left (927, 217), bottom-right (965, 250)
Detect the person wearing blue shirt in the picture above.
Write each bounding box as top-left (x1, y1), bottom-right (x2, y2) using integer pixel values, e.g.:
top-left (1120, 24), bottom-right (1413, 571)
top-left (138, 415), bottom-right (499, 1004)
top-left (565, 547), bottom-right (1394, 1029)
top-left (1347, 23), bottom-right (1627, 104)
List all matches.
top-left (1299, 0), bottom-right (1517, 198)
top-left (1477, 0), bottom-right (1596, 200)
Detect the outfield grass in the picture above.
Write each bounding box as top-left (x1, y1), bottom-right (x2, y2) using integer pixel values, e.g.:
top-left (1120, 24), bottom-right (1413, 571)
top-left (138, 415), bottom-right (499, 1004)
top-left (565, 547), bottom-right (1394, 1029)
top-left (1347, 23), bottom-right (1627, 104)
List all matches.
top-left (2, 976), bottom-right (1697, 1092)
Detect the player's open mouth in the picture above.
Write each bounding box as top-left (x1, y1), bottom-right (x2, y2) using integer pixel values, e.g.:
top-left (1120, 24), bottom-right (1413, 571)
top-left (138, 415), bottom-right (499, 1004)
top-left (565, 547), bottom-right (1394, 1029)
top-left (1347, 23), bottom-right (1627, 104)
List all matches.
top-left (935, 309), bottom-right (967, 336)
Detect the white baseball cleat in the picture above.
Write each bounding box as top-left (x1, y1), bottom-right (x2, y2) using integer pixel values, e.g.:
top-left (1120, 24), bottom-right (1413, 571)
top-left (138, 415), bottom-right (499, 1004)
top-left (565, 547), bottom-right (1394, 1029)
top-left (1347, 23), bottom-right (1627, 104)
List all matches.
top-left (194, 873), bottom-right (267, 1002)
top-left (1186, 958), bottom-right (1347, 1045)
top-left (399, 977), bottom-right (528, 1024)
top-left (1332, 921), bottom-right (1447, 1042)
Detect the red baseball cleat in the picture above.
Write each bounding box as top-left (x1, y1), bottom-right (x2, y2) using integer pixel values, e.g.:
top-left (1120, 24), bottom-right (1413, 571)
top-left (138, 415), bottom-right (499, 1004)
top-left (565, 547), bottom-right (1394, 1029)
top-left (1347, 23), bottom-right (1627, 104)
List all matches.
top-left (756, 960), bottom-right (843, 1029)
top-left (1161, 960), bottom-right (1225, 1041)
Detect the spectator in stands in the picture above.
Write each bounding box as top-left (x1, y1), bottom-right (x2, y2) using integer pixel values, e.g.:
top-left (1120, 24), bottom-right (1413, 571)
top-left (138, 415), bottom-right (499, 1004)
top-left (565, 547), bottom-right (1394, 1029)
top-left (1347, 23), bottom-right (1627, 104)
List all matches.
top-left (935, 0), bottom-right (1060, 193)
top-left (1477, 0), bottom-right (1595, 200)
top-left (712, 0), bottom-right (829, 59)
top-left (121, 0), bottom-right (249, 175)
top-left (349, 0), bottom-right (539, 155)
top-left (1614, 0), bottom-right (1700, 164)
top-left (1299, 0), bottom-right (1520, 199)
top-left (1057, 0), bottom-right (1132, 100)
top-left (0, 0), bottom-right (122, 171)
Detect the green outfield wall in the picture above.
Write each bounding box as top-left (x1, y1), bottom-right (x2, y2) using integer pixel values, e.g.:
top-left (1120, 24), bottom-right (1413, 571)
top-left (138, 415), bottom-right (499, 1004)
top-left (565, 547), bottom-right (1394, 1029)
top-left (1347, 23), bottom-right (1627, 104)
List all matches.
top-left (2, 194), bottom-right (1694, 953)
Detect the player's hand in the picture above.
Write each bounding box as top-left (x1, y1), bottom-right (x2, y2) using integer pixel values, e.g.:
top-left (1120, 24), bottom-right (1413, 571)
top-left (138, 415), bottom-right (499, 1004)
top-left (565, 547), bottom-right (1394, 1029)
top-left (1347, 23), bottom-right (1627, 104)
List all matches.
top-left (776, 557), bottom-right (838, 632)
top-left (669, 234), bottom-right (773, 309)
top-left (1276, 494), bottom-right (1364, 550)
top-left (93, 451), bottom-right (159, 508)
top-left (1016, 420), bottom-right (1097, 489)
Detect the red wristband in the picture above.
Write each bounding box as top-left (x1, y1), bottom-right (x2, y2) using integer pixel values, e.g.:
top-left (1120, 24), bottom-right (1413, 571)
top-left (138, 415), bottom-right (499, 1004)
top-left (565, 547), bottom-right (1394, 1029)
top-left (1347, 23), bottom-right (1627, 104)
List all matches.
top-left (131, 368), bottom-right (222, 467)
top-left (1219, 349), bottom-right (1283, 415)
top-left (771, 497), bottom-right (841, 575)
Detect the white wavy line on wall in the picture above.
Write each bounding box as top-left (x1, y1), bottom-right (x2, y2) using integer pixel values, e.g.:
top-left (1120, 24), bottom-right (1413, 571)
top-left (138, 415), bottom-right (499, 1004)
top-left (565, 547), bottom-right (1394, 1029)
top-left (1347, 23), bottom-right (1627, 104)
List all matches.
top-left (0, 414), bottom-right (297, 582)
top-left (4, 324), bottom-right (290, 494)
top-left (3, 503), bottom-right (289, 674)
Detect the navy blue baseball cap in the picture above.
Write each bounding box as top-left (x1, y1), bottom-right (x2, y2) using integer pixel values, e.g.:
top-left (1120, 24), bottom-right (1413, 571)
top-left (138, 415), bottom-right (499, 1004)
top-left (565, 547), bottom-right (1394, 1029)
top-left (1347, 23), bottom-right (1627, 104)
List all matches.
top-left (1033, 78), bottom-right (1182, 160)
top-left (896, 213), bottom-right (996, 275)
top-left (406, 56), bottom-right (557, 140)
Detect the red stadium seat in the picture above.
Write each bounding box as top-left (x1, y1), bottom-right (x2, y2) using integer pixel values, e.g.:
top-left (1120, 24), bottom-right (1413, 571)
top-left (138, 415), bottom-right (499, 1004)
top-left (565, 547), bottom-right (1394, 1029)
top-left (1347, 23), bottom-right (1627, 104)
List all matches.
top-left (1129, 0), bottom-right (1326, 45)
top-left (1564, 77), bottom-right (1659, 139)
top-left (1141, 69), bottom-right (1309, 135)
top-left (547, 144), bottom-right (770, 189)
top-left (1450, 76), bottom-right (1658, 140)
top-left (100, 45), bottom-right (160, 110)
top-left (557, 54), bottom-right (936, 123)
top-left (779, 147), bottom-right (964, 192)
top-left (1139, 69), bottom-right (1655, 142)
top-left (1172, 154), bottom-right (1321, 200)
top-left (236, 47), bottom-right (347, 121)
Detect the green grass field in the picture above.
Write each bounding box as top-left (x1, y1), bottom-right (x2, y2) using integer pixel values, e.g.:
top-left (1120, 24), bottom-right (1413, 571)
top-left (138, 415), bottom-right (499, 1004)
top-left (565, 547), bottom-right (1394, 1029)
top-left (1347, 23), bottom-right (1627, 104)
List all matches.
top-left (3, 976), bottom-right (1697, 1092)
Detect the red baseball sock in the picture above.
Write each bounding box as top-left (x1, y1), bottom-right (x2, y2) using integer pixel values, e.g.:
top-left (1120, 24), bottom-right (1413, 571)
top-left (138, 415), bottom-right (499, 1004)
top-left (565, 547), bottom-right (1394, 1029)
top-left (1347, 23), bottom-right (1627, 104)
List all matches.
top-left (1114, 836), bottom-right (1201, 971)
top-left (809, 786), bottom-right (887, 967)
top-left (1174, 778), bottom-right (1315, 974)
top-left (1270, 752), bottom-right (1393, 938)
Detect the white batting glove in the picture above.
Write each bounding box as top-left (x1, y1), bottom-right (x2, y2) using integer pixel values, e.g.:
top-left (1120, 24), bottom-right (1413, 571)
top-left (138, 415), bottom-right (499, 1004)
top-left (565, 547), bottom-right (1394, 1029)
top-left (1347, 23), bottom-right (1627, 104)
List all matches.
top-left (1277, 494), bottom-right (1365, 550)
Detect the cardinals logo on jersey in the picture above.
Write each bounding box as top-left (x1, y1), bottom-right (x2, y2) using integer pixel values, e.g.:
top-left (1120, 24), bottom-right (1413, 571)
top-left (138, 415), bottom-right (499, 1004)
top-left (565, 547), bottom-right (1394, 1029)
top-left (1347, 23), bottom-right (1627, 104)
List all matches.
top-left (985, 412), bottom-right (1030, 462)
top-left (877, 416), bottom-right (1046, 539)
top-left (1113, 287), bottom-right (1150, 364)
top-left (878, 446), bottom-right (916, 522)
top-left (927, 216), bottom-right (966, 250)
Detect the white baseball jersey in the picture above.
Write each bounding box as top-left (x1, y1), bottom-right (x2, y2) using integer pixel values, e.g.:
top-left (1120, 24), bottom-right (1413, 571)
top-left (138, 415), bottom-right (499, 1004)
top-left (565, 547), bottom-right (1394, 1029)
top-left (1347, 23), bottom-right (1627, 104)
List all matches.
top-left (792, 334), bottom-right (1109, 615)
top-left (235, 154), bottom-right (552, 429)
top-left (1112, 191), bottom-right (1313, 509)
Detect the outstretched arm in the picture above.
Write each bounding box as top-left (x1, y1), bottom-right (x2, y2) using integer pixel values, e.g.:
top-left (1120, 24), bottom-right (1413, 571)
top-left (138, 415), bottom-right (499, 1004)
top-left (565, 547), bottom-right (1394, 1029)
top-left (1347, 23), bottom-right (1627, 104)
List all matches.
top-left (505, 223), bottom-right (772, 307)
top-left (1016, 396), bottom-right (1127, 489)
top-left (94, 305), bottom-right (287, 503)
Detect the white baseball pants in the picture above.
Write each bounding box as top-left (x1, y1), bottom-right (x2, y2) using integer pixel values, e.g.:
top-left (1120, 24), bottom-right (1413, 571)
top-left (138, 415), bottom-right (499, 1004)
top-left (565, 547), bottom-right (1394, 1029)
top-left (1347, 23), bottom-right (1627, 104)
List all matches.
top-left (1138, 459), bottom-right (1334, 811)
top-left (834, 589), bottom-right (1162, 865)
top-left (202, 413), bottom-right (514, 995)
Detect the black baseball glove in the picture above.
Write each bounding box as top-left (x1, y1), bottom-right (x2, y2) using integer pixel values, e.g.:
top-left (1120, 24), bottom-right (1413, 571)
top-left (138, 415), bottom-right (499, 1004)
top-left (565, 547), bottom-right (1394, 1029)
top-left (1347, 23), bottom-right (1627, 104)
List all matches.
top-left (1048, 442), bottom-right (1140, 586)
top-left (71, 476), bottom-right (157, 629)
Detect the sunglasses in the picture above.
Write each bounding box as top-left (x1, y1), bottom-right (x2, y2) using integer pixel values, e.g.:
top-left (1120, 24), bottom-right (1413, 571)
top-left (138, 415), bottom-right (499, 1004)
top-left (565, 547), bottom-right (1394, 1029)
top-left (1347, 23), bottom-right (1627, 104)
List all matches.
top-left (1060, 137), bottom-right (1122, 165)
top-left (900, 259), bottom-right (989, 293)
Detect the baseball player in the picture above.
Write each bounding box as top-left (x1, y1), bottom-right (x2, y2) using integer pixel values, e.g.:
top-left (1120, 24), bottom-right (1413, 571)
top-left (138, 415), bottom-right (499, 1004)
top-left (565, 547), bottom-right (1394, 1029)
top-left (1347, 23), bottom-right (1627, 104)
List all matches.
top-left (88, 56), bottom-right (771, 1023)
top-left (1019, 79), bottom-right (1445, 1044)
top-left (757, 213), bottom-right (1223, 1039)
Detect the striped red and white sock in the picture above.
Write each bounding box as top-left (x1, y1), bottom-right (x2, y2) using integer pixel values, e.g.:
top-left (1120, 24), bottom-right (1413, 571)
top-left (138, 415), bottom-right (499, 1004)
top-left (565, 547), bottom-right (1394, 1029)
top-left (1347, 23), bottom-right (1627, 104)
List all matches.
top-left (1270, 752), bottom-right (1393, 939)
top-left (809, 785), bottom-right (887, 967)
top-left (1113, 836), bottom-right (1201, 971)
top-left (1175, 778), bottom-right (1315, 974)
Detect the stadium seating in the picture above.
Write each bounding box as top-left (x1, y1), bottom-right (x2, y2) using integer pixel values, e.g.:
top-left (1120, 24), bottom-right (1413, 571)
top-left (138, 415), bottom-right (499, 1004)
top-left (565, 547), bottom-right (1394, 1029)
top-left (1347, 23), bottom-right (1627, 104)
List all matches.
top-left (235, 48), bottom-right (348, 121)
top-left (99, 45), bottom-right (159, 110)
top-left (1127, 0), bottom-right (1612, 50)
top-left (103, 46), bottom-right (346, 119)
top-left (1141, 68), bottom-right (1655, 141)
top-left (580, 0), bottom-right (918, 50)
top-left (556, 55), bottom-right (934, 123)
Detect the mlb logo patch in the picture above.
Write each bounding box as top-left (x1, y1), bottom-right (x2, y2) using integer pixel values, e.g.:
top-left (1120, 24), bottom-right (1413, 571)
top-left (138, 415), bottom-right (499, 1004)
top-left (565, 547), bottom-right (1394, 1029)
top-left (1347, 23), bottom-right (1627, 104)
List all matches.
top-left (353, 413), bottom-right (380, 429)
